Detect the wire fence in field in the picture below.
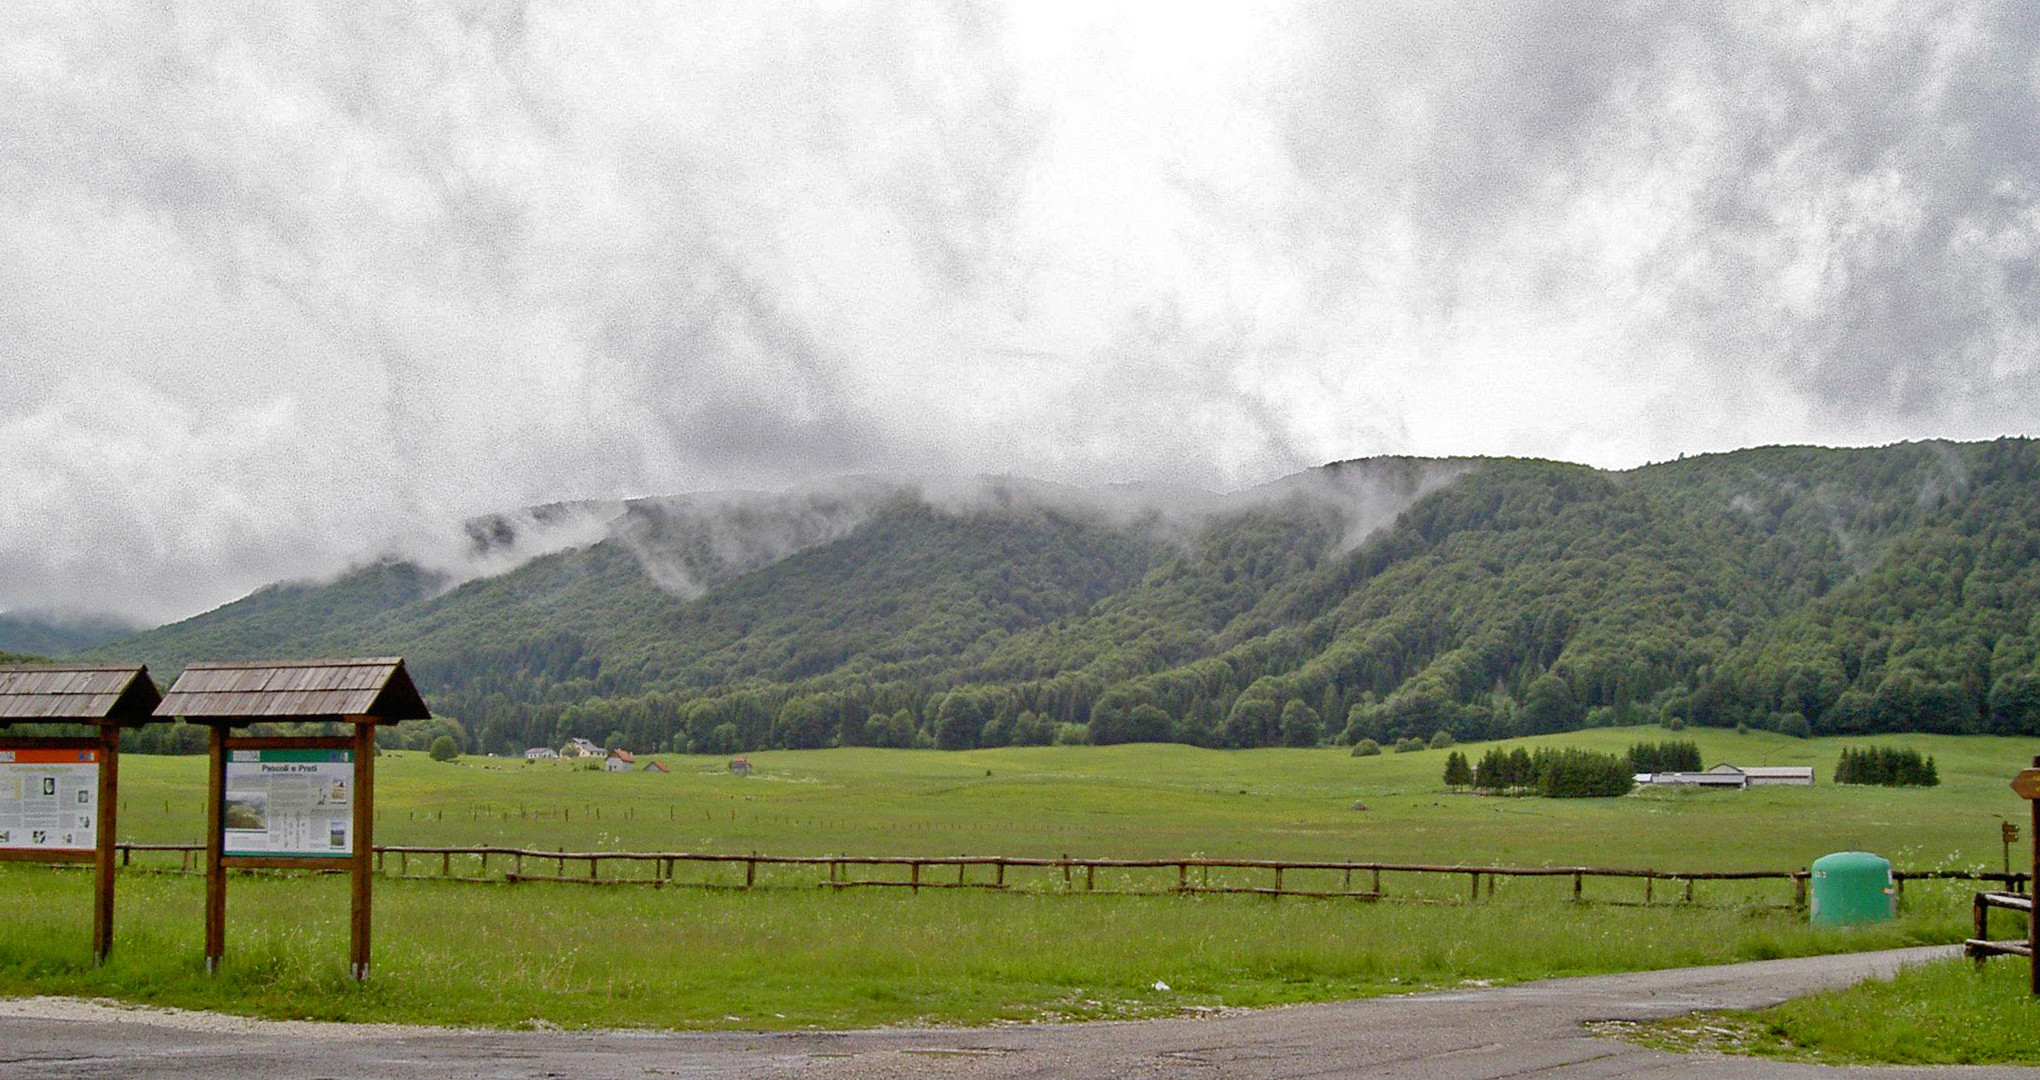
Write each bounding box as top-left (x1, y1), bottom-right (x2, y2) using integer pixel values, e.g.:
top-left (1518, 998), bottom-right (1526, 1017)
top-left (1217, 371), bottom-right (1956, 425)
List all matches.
top-left (97, 842), bottom-right (2028, 910)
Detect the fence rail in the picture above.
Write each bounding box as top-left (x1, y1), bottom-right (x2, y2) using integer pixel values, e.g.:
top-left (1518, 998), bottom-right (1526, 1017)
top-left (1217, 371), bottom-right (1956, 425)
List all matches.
top-left (88, 842), bottom-right (2030, 908)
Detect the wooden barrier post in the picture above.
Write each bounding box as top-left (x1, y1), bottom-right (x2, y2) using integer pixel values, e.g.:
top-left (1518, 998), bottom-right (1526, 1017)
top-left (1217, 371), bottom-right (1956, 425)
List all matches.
top-left (2010, 756), bottom-right (2040, 994)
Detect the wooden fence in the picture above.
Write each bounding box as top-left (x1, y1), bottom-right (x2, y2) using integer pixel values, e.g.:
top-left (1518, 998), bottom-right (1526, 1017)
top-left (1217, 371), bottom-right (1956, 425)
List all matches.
top-left (101, 842), bottom-right (2028, 908)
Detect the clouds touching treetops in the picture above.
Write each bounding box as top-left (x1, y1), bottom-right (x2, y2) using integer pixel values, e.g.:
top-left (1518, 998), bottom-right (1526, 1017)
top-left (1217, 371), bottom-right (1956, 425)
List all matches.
top-left (3, 0), bottom-right (2037, 622)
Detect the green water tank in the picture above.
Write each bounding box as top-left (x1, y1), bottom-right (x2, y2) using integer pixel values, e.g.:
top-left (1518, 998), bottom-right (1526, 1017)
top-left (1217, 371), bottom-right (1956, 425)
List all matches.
top-left (1809, 851), bottom-right (1895, 925)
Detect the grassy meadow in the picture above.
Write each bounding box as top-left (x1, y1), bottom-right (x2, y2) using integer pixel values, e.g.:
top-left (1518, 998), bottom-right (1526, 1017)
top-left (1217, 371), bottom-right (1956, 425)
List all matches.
top-left (0, 726), bottom-right (2033, 1032)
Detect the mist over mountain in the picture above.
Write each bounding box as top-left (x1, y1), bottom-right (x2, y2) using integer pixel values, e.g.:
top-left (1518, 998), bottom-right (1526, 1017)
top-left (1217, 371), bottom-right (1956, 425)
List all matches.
top-left (0, 611), bottom-right (146, 659)
top-left (85, 440), bottom-right (2040, 756)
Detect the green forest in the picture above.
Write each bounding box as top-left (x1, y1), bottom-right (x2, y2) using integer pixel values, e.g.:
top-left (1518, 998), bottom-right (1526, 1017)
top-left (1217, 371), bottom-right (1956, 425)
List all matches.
top-left (61, 438), bottom-right (2040, 757)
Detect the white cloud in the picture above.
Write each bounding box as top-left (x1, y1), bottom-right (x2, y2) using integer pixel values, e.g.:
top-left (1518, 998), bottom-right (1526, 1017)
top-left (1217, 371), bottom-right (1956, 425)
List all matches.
top-left (2, 0), bottom-right (2037, 623)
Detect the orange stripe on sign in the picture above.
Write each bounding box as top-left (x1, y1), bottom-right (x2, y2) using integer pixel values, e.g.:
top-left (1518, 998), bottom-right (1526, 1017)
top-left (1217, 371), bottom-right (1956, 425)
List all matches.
top-left (0, 749), bottom-right (98, 765)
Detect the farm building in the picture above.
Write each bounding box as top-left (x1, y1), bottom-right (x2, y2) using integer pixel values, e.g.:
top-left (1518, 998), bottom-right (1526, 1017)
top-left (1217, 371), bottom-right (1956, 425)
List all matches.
top-left (729, 757), bottom-right (752, 775)
top-left (642, 760), bottom-right (669, 773)
top-left (1635, 769), bottom-right (1747, 789)
top-left (1635, 764), bottom-right (1815, 789)
top-left (523, 747), bottom-right (558, 760)
top-left (1720, 764), bottom-right (1814, 786)
top-left (604, 749), bottom-right (635, 772)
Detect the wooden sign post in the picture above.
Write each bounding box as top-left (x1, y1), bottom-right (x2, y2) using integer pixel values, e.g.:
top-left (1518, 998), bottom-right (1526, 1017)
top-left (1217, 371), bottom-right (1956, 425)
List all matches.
top-left (0, 664), bottom-right (162, 964)
top-left (2009, 756), bottom-right (2040, 995)
top-left (159, 659), bottom-right (427, 981)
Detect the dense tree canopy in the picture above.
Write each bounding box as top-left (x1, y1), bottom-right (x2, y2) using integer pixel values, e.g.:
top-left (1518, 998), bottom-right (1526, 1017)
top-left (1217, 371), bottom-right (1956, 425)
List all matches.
top-left (82, 440), bottom-right (2040, 757)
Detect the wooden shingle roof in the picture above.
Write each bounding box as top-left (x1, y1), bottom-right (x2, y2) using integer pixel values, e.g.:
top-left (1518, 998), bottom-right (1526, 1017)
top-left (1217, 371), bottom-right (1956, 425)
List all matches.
top-left (155, 658), bottom-right (430, 724)
top-left (0, 664), bottom-right (162, 724)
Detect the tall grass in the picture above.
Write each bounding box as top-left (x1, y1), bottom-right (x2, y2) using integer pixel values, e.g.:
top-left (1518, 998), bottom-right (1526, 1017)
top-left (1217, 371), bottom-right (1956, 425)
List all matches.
top-left (1620, 956), bottom-right (2040, 1066)
top-left (0, 863), bottom-right (1973, 1030)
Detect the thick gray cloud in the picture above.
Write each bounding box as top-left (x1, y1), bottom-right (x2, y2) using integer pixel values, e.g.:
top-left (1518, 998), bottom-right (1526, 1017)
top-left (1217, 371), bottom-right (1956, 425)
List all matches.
top-left (2, 0), bottom-right (2036, 624)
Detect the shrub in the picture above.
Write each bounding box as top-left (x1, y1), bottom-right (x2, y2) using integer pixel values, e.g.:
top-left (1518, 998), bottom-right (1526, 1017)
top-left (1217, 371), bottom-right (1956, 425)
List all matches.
top-left (428, 735), bottom-right (459, 762)
top-left (1428, 730), bottom-right (1455, 749)
top-left (1280, 701), bottom-right (1325, 747)
top-left (1441, 750), bottom-right (1473, 787)
top-left (1392, 736), bottom-right (1426, 753)
top-left (1350, 739), bottom-right (1381, 757)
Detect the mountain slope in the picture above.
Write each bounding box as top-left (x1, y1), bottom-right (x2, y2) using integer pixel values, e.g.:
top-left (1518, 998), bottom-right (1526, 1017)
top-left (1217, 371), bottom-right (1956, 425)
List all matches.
top-left (90, 440), bottom-right (2040, 756)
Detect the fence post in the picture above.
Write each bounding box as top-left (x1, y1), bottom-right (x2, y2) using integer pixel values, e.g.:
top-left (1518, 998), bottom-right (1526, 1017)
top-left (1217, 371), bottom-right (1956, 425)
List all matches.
top-left (1645, 876), bottom-right (1653, 905)
top-left (746, 856), bottom-right (756, 890)
top-left (1063, 854), bottom-right (1072, 888)
top-left (1975, 892), bottom-right (1990, 969)
top-left (996, 860), bottom-right (1006, 888)
top-left (1794, 871), bottom-right (1807, 909)
top-left (1372, 866), bottom-right (1380, 896)
top-left (1086, 864), bottom-right (1095, 892)
top-left (1273, 866), bottom-right (1283, 897)
top-left (1469, 871), bottom-right (1479, 902)
top-left (1180, 864), bottom-right (1189, 893)
top-left (442, 851), bottom-right (451, 877)
top-left (1573, 871), bottom-right (1583, 902)
top-left (910, 862), bottom-right (920, 893)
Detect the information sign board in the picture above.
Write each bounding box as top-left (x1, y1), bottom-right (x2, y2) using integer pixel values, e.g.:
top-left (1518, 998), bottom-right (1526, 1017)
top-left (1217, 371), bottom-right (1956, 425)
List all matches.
top-left (223, 748), bottom-right (353, 857)
top-left (0, 748), bottom-right (98, 852)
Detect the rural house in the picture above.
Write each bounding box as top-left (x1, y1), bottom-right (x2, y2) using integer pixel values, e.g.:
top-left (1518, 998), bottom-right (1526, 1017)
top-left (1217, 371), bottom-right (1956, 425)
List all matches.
top-left (562, 737), bottom-right (601, 758)
top-left (604, 749), bottom-right (636, 772)
top-left (523, 747), bottom-right (558, 760)
top-left (729, 757), bottom-right (752, 775)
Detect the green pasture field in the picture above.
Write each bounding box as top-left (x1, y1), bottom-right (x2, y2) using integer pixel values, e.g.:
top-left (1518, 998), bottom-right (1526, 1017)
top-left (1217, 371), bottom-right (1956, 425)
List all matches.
top-left (107, 727), bottom-right (2040, 872)
top-left (0, 727), bottom-right (2031, 1032)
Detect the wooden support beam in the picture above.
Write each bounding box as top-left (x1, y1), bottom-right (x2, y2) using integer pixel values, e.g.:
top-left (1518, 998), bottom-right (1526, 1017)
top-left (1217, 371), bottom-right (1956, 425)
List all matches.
top-left (350, 722), bottom-right (375, 981)
top-left (204, 725), bottom-right (226, 974)
top-left (92, 726), bottom-right (118, 964)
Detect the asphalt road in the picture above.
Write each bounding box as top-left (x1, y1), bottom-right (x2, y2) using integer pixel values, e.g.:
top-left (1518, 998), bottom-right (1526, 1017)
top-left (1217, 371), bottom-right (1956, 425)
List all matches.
top-left (1, 945), bottom-right (2030, 1079)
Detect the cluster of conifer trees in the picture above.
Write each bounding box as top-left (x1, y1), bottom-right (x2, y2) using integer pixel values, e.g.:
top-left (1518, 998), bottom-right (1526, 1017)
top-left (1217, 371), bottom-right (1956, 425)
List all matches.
top-left (1833, 746), bottom-right (1939, 787)
top-left (1445, 746), bottom-right (1634, 797)
top-left (1625, 740), bottom-right (1702, 773)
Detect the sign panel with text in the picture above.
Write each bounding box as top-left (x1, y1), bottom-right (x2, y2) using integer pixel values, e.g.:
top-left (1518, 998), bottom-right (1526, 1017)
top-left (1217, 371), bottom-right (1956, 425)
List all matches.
top-left (223, 749), bottom-right (353, 857)
top-left (0, 748), bottom-right (98, 852)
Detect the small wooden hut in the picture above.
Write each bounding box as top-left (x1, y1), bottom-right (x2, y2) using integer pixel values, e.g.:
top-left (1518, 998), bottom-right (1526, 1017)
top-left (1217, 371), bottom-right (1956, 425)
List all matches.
top-left (0, 663), bottom-right (162, 962)
top-left (156, 658), bottom-right (428, 980)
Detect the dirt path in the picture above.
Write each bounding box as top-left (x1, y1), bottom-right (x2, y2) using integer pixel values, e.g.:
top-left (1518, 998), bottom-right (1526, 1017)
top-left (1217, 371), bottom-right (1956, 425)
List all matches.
top-left (1, 946), bottom-right (2029, 1078)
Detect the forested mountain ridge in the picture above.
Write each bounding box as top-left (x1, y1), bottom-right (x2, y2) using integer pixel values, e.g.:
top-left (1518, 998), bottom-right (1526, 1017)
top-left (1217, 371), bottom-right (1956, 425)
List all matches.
top-left (81, 440), bottom-right (2040, 756)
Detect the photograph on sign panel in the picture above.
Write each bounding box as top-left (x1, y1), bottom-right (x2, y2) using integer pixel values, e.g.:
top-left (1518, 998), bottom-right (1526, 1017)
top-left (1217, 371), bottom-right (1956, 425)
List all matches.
top-left (223, 792), bottom-right (268, 831)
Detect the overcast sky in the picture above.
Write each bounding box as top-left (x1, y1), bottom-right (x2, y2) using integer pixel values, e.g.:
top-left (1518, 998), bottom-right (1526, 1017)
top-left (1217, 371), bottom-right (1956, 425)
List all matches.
top-left (5, 0), bottom-right (2039, 625)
